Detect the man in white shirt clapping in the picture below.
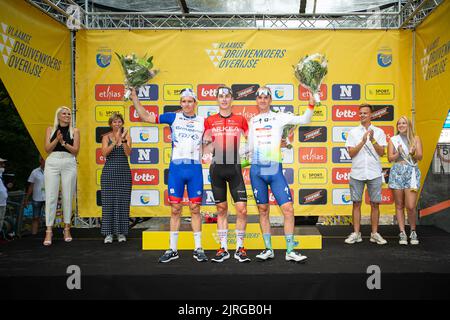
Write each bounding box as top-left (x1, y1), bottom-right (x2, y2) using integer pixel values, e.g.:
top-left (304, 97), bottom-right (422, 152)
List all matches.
top-left (344, 104), bottom-right (388, 245)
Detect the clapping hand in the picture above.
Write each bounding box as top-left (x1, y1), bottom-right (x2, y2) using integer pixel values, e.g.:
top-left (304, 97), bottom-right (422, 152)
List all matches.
top-left (56, 130), bottom-right (64, 144)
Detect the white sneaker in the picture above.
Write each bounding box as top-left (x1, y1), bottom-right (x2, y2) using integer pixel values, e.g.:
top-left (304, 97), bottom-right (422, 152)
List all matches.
top-left (345, 232), bottom-right (362, 244)
top-left (410, 231), bottom-right (419, 245)
top-left (104, 235), bottom-right (113, 244)
top-left (256, 249), bottom-right (274, 261)
top-left (118, 234), bottom-right (127, 243)
top-left (285, 251), bottom-right (308, 263)
top-left (370, 232), bottom-right (387, 245)
top-left (399, 231), bottom-right (408, 245)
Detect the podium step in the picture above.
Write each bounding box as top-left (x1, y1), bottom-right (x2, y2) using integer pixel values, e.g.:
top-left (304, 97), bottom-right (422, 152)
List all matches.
top-left (142, 223), bottom-right (322, 250)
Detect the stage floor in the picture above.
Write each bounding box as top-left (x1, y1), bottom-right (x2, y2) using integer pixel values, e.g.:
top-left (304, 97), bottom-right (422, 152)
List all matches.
top-left (1, 225), bottom-right (449, 300)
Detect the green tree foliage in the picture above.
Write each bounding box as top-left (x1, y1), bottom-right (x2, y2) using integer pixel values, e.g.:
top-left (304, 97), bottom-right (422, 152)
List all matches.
top-left (0, 79), bottom-right (40, 190)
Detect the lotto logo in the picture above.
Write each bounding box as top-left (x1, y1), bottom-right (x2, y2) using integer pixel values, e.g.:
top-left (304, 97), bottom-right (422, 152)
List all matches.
top-left (332, 84), bottom-right (361, 100)
top-left (131, 169), bottom-right (159, 185)
top-left (332, 105), bottom-right (360, 121)
top-left (129, 106), bottom-right (159, 122)
top-left (332, 168), bottom-right (351, 184)
top-left (197, 84), bottom-right (224, 101)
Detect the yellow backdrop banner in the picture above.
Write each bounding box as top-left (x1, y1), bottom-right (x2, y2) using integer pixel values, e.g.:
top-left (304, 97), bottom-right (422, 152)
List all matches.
top-left (415, 0), bottom-right (450, 198)
top-left (76, 29), bottom-right (411, 217)
top-left (0, 0), bottom-right (71, 157)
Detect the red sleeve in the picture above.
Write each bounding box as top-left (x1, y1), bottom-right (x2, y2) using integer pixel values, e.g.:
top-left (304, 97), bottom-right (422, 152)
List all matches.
top-left (203, 117), bottom-right (213, 142)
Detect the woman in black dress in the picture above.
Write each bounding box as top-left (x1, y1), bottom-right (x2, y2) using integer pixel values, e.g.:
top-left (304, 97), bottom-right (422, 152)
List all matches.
top-left (101, 113), bottom-right (132, 243)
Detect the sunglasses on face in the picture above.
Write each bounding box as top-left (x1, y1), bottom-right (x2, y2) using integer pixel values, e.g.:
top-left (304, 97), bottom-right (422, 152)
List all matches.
top-left (256, 88), bottom-right (272, 97)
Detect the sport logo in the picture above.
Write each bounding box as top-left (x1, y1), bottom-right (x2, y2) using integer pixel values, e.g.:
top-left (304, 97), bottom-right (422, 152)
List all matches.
top-left (299, 147), bottom-right (327, 163)
top-left (299, 84), bottom-right (327, 101)
top-left (332, 147), bottom-right (352, 164)
top-left (163, 84), bottom-right (192, 101)
top-left (332, 84), bottom-right (361, 100)
top-left (299, 168), bottom-right (327, 185)
top-left (365, 84), bottom-right (394, 101)
top-left (299, 126), bottom-right (327, 143)
top-left (299, 189), bottom-right (327, 205)
top-left (129, 105), bottom-right (159, 122)
top-left (95, 84), bottom-right (124, 101)
top-left (130, 148), bottom-right (159, 164)
top-left (332, 168), bottom-right (351, 184)
top-left (332, 105), bottom-right (359, 121)
top-left (231, 84), bottom-right (259, 100)
top-left (266, 84), bottom-right (294, 101)
top-left (197, 84), bottom-right (224, 101)
top-left (95, 106), bottom-right (124, 122)
top-left (131, 169), bottom-right (159, 185)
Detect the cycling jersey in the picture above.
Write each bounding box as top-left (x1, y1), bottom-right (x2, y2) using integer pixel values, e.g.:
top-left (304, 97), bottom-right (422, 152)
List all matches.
top-left (204, 113), bottom-right (248, 165)
top-left (248, 109), bottom-right (313, 164)
top-left (157, 112), bottom-right (204, 164)
top-left (157, 112), bottom-right (204, 203)
top-left (204, 113), bottom-right (248, 204)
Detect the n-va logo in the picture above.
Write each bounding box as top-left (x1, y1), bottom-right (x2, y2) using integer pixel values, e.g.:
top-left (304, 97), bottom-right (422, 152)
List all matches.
top-left (137, 85), bottom-right (158, 101)
top-left (202, 190), bottom-right (216, 205)
top-left (377, 47), bottom-right (392, 67)
top-left (332, 147), bottom-right (352, 163)
top-left (130, 148), bottom-right (159, 164)
top-left (282, 168), bottom-right (294, 184)
top-left (332, 84), bottom-right (360, 100)
top-left (270, 105), bottom-right (294, 113)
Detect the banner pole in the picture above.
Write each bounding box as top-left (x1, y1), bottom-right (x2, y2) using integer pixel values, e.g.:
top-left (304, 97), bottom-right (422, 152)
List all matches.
top-left (412, 30), bottom-right (416, 128)
top-left (71, 29), bottom-right (80, 227)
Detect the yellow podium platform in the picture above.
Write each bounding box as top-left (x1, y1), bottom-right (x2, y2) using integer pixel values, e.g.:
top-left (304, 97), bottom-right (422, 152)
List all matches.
top-left (142, 223), bottom-right (322, 250)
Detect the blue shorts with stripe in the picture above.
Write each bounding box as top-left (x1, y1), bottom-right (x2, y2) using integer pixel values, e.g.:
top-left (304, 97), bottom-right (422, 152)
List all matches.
top-left (250, 162), bottom-right (292, 206)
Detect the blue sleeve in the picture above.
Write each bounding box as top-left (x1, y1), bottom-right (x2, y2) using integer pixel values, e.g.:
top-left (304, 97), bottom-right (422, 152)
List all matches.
top-left (158, 113), bottom-right (176, 125)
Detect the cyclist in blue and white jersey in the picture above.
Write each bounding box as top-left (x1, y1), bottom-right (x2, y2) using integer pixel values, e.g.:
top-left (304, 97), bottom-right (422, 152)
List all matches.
top-left (248, 86), bottom-right (315, 263)
top-left (131, 88), bottom-right (207, 263)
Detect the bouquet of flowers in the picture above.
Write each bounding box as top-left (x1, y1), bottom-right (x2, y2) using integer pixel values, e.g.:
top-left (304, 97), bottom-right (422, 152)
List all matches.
top-left (293, 53), bottom-right (328, 105)
top-left (115, 52), bottom-right (158, 100)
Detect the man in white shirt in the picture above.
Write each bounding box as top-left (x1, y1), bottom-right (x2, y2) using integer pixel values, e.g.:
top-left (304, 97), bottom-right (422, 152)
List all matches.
top-left (0, 158), bottom-right (8, 240)
top-left (24, 156), bottom-right (45, 235)
top-left (344, 104), bottom-right (388, 245)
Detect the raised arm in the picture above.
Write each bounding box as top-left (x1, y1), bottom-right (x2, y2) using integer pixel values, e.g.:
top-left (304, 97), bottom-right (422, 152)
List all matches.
top-left (130, 88), bottom-right (156, 123)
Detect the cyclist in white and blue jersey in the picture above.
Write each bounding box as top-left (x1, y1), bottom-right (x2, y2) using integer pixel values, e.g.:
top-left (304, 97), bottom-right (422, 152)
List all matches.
top-left (131, 88), bottom-right (207, 263)
top-left (248, 86), bottom-right (315, 263)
